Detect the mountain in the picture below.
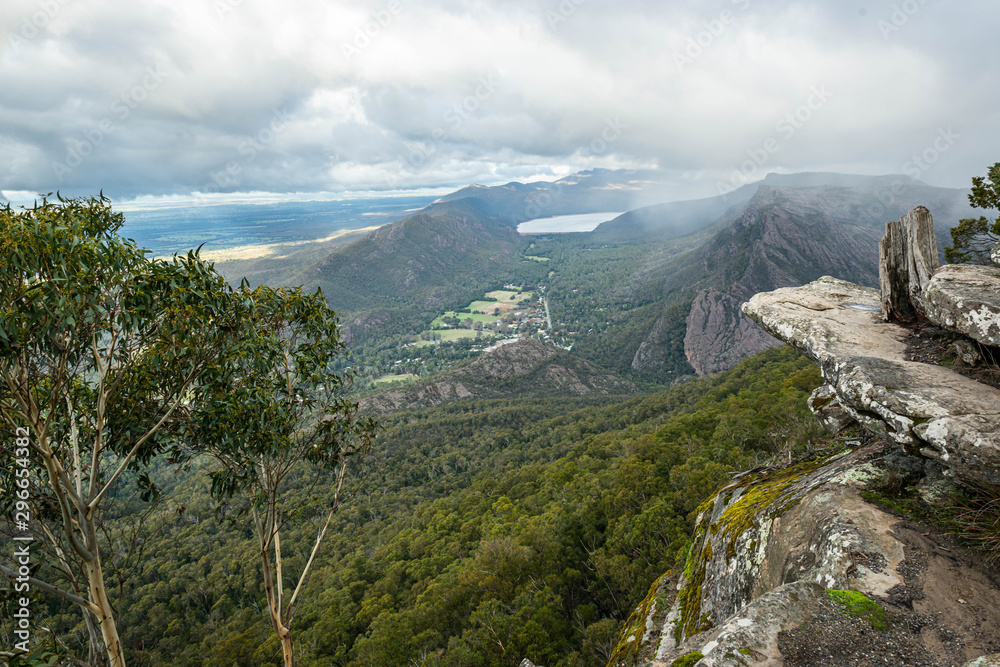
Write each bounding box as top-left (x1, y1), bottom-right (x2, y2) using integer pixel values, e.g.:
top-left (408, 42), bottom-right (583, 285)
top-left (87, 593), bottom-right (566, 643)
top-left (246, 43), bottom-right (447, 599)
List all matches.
top-left (361, 339), bottom-right (636, 412)
top-left (627, 181), bottom-right (978, 376)
top-left (228, 169), bottom-right (976, 383)
top-left (589, 190), bottom-right (753, 244)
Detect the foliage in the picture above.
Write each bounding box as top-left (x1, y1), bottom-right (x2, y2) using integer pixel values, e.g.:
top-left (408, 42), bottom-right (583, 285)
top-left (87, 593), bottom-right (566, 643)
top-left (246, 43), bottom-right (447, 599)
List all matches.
top-left (13, 346), bottom-right (823, 666)
top-left (0, 195), bottom-right (234, 666)
top-left (186, 284), bottom-right (378, 666)
top-left (945, 162), bottom-right (1000, 265)
top-left (671, 652), bottom-right (705, 667)
top-left (948, 480), bottom-right (1000, 567)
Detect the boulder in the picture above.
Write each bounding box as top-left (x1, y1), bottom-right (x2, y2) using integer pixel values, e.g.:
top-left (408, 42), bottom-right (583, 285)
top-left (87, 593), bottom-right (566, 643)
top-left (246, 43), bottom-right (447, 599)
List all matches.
top-left (878, 206), bottom-right (939, 322)
top-left (922, 263), bottom-right (1000, 347)
top-left (742, 276), bottom-right (1000, 486)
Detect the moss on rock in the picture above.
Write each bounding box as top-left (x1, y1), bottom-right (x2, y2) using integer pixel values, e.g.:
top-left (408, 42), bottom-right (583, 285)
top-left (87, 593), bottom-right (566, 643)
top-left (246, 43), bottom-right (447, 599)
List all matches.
top-left (671, 651), bottom-right (705, 667)
top-left (826, 589), bottom-right (888, 631)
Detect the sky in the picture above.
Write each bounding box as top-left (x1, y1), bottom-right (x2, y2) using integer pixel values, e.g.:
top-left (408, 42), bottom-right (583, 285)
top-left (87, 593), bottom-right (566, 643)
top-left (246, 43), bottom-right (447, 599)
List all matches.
top-left (1, 0), bottom-right (997, 203)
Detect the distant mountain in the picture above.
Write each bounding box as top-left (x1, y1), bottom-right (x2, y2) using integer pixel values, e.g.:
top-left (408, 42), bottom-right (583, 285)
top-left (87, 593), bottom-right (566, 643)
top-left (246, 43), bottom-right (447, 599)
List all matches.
top-left (626, 181), bottom-right (978, 376)
top-left (361, 339), bottom-right (636, 413)
top-left (289, 169), bottom-right (711, 337)
top-left (242, 169), bottom-right (976, 383)
top-left (296, 197), bottom-right (521, 315)
top-left (590, 191), bottom-right (753, 244)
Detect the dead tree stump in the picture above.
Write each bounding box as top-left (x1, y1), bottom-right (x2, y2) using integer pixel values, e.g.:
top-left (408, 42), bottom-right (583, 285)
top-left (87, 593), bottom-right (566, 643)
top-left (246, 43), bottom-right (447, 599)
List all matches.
top-left (879, 206), bottom-right (939, 322)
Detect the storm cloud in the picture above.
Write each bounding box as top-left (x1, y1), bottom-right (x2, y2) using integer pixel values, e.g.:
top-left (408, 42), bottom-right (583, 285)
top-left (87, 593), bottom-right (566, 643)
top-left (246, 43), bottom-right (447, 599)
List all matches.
top-left (1, 0), bottom-right (997, 201)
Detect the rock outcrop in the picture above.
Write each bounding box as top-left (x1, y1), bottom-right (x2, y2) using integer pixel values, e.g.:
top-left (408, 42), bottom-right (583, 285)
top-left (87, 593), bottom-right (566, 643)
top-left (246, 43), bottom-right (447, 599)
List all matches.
top-left (610, 440), bottom-right (1000, 666)
top-left (742, 276), bottom-right (1000, 486)
top-left (362, 339), bottom-right (635, 413)
top-left (610, 206), bottom-right (1000, 667)
top-left (922, 263), bottom-right (1000, 347)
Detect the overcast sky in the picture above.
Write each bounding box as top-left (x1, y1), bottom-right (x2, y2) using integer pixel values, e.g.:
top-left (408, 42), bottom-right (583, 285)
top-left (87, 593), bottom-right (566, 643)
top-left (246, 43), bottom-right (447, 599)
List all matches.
top-left (1, 0), bottom-right (997, 202)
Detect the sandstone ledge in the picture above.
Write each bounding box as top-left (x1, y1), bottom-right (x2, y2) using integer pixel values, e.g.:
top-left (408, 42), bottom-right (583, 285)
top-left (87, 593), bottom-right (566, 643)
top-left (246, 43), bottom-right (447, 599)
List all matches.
top-left (741, 276), bottom-right (1000, 486)
top-left (922, 263), bottom-right (1000, 347)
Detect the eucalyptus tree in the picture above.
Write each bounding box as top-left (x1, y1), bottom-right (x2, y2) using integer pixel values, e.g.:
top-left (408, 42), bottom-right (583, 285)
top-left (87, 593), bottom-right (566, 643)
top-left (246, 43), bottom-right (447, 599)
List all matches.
top-left (945, 162), bottom-right (1000, 265)
top-left (0, 195), bottom-right (234, 666)
top-left (188, 284), bottom-right (377, 667)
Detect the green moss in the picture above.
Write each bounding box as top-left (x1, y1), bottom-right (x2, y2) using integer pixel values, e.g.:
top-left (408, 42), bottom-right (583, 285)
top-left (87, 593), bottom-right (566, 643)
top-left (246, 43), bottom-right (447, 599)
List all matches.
top-left (811, 395), bottom-right (834, 408)
top-left (714, 454), bottom-right (834, 560)
top-left (738, 647), bottom-right (752, 655)
top-left (672, 448), bottom-right (857, 645)
top-left (608, 573), bottom-right (668, 665)
top-left (695, 496), bottom-right (716, 518)
top-left (671, 652), bottom-right (705, 667)
top-left (826, 589), bottom-right (888, 631)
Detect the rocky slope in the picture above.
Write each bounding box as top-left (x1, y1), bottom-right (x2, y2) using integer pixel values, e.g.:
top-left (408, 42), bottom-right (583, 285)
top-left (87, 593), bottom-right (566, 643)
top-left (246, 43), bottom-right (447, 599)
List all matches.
top-left (361, 339), bottom-right (635, 413)
top-left (611, 439), bottom-right (1000, 666)
top-left (609, 208), bottom-right (1000, 666)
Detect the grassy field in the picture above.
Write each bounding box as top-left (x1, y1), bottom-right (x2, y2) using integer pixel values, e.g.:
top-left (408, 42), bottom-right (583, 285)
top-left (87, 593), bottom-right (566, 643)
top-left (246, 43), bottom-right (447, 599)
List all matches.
top-left (431, 311), bottom-right (501, 327)
top-left (372, 373), bottom-right (418, 385)
top-left (426, 329), bottom-right (484, 342)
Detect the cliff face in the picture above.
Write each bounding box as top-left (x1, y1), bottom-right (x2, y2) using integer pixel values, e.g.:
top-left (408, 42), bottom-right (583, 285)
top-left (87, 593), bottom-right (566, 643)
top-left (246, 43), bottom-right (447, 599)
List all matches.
top-left (612, 208), bottom-right (1000, 666)
top-left (679, 185), bottom-right (884, 376)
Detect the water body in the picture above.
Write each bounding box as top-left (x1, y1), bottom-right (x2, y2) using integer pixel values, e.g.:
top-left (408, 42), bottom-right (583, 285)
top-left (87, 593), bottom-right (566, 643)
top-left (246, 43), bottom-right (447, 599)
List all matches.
top-left (517, 212), bottom-right (624, 234)
top-left (119, 195), bottom-right (438, 256)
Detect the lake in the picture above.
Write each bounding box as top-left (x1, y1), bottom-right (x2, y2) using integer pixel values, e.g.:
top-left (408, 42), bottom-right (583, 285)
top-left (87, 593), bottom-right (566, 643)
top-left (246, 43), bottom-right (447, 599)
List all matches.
top-left (517, 212), bottom-right (624, 234)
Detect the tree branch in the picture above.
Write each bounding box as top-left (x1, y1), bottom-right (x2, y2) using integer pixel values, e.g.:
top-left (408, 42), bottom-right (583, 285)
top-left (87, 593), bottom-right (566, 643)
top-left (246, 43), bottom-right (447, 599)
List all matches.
top-left (0, 564), bottom-right (99, 614)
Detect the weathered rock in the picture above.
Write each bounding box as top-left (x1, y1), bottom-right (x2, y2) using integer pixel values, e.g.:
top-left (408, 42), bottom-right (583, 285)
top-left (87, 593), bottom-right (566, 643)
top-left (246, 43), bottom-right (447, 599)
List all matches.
top-left (611, 442), bottom-right (1000, 666)
top-left (742, 276), bottom-right (1000, 486)
top-left (879, 206), bottom-right (940, 322)
top-left (922, 263), bottom-right (1000, 347)
top-left (953, 339), bottom-right (984, 367)
top-left (992, 240), bottom-right (1000, 266)
top-left (807, 385), bottom-right (857, 434)
top-left (965, 655), bottom-right (1000, 667)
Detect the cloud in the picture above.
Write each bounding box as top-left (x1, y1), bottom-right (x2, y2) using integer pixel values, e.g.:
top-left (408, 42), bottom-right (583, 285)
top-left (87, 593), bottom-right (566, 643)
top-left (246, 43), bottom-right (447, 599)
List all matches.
top-left (0, 0), bottom-right (997, 200)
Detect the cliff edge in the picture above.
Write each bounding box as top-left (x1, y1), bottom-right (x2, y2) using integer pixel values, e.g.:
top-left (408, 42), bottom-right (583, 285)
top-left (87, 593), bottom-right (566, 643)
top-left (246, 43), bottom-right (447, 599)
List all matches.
top-left (610, 208), bottom-right (1000, 666)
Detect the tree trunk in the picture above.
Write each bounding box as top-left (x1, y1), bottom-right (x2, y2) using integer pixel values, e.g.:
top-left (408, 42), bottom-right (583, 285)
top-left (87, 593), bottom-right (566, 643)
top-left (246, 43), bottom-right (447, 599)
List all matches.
top-left (85, 560), bottom-right (125, 667)
top-left (280, 633), bottom-right (294, 667)
top-left (879, 206), bottom-right (940, 322)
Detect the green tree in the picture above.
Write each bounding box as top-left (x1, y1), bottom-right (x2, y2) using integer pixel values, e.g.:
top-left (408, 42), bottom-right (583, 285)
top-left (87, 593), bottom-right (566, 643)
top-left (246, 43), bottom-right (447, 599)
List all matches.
top-left (187, 284), bottom-right (377, 667)
top-left (945, 162), bottom-right (1000, 265)
top-left (0, 195), bottom-right (232, 666)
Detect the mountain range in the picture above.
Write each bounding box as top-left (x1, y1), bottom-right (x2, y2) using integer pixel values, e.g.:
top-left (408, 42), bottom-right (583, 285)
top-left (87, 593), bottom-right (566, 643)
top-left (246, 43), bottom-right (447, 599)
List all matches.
top-left (216, 169), bottom-right (977, 384)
